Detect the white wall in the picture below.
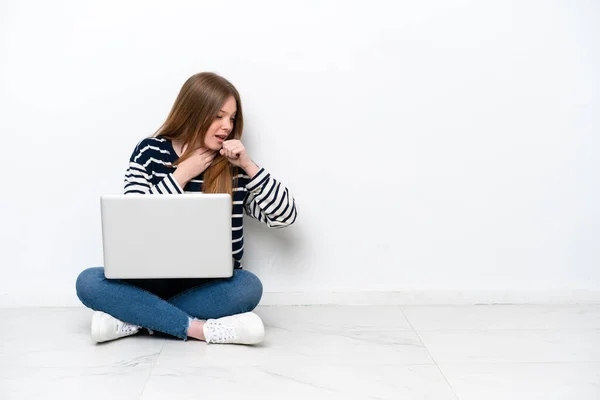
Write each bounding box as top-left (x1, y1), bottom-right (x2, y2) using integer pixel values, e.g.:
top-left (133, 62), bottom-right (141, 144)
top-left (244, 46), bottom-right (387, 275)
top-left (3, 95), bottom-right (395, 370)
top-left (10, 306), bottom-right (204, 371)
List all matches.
top-left (1, 0), bottom-right (599, 306)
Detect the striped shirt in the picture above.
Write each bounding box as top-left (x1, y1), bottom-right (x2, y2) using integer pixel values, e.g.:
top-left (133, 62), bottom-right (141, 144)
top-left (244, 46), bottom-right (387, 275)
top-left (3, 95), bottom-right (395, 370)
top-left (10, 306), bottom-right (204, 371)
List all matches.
top-left (123, 137), bottom-right (298, 269)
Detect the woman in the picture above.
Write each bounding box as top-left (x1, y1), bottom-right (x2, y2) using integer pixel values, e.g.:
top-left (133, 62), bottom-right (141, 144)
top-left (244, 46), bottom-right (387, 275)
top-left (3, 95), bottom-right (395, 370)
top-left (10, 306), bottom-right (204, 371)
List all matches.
top-left (76, 72), bottom-right (297, 345)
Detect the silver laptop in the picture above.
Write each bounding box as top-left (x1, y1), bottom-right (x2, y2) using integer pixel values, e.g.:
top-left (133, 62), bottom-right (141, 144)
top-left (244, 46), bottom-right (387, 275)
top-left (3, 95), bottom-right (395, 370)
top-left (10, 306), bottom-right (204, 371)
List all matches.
top-left (101, 194), bottom-right (233, 279)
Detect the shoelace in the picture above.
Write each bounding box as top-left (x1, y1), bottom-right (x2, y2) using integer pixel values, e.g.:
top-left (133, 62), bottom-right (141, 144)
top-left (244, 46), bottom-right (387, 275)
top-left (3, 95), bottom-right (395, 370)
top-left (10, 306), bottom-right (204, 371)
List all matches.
top-left (117, 323), bottom-right (139, 335)
top-left (206, 322), bottom-right (236, 343)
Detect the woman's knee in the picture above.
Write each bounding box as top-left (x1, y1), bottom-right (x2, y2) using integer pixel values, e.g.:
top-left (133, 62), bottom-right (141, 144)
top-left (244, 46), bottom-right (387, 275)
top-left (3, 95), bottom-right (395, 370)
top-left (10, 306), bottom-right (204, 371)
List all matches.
top-left (233, 269), bottom-right (263, 310)
top-left (75, 267), bottom-right (106, 306)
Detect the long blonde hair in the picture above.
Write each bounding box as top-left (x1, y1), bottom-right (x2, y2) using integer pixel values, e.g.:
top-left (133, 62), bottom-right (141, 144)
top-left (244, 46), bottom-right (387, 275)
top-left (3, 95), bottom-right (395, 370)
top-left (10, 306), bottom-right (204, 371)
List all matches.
top-left (154, 72), bottom-right (243, 196)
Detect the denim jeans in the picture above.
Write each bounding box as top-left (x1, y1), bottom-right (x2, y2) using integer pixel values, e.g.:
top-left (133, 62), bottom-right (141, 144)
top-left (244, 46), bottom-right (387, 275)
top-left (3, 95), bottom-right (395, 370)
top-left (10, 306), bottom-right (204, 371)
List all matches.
top-left (75, 267), bottom-right (263, 340)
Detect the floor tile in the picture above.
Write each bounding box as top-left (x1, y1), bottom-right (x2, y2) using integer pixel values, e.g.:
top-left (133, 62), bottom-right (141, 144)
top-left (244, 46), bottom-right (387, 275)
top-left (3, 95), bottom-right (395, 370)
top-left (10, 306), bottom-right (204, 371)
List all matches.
top-left (0, 366), bottom-right (151, 400)
top-left (140, 364), bottom-right (457, 400)
top-left (402, 305), bottom-right (600, 331)
top-left (438, 362), bottom-right (600, 400)
top-left (0, 308), bottom-right (164, 368)
top-left (418, 329), bottom-right (600, 364)
top-left (156, 325), bottom-right (434, 367)
top-left (256, 305), bottom-right (413, 332)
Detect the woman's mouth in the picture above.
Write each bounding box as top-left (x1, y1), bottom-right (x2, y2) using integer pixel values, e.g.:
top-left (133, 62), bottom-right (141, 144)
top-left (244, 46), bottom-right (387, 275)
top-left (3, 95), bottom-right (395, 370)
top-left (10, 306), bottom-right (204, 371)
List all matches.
top-left (215, 134), bottom-right (227, 142)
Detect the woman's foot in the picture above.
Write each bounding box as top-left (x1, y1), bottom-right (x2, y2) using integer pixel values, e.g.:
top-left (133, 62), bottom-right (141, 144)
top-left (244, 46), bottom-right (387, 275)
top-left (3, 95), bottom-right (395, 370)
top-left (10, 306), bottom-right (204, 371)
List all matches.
top-left (91, 311), bottom-right (140, 343)
top-left (202, 312), bottom-right (265, 345)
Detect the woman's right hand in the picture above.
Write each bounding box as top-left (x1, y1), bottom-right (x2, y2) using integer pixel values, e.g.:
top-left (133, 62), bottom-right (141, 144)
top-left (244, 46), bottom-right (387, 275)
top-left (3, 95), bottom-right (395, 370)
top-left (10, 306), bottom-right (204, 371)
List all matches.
top-left (173, 147), bottom-right (217, 188)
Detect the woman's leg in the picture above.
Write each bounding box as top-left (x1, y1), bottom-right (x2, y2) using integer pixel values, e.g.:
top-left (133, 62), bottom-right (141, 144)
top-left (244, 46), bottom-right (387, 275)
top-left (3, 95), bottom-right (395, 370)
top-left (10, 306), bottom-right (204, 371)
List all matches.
top-left (75, 267), bottom-right (191, 339)
top-left (167, 269), bottom-right (263, 320)
top-left (168, 269), bottom-right (264, 343)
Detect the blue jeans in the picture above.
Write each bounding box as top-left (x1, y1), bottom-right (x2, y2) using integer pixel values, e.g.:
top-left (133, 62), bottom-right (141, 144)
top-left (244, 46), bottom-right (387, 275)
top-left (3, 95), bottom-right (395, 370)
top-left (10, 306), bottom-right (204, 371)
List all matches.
top-left (75, 267), bottom-right (263, 340)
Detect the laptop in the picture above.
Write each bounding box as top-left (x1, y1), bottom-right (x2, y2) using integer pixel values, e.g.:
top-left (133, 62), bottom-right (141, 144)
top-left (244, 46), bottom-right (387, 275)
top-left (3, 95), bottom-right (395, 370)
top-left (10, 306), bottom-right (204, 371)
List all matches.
top-left (101, 194), bottom-right (233, 279)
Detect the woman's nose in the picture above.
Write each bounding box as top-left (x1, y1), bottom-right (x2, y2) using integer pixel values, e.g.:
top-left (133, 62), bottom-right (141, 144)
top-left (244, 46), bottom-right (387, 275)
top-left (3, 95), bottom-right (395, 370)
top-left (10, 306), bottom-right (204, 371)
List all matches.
top-left (222, 119), bottom-right (232, 130)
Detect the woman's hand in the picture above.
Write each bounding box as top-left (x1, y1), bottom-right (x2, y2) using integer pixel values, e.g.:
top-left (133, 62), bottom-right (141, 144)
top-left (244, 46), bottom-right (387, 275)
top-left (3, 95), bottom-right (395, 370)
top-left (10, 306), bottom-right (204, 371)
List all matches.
top-left (220, 140), bottom-right (255, 171)
top-left (173, 147), bottom-right (217, 187)
top-left (221, 140), bottom-right (260, 178)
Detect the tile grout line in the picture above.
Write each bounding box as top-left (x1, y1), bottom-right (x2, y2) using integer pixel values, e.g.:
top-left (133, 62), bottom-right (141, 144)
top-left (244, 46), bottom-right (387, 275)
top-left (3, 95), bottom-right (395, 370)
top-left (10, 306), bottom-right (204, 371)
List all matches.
top-left (399, 307), bottom-right (461, 400)
top-left (138, 339), bottom-right (166, 400)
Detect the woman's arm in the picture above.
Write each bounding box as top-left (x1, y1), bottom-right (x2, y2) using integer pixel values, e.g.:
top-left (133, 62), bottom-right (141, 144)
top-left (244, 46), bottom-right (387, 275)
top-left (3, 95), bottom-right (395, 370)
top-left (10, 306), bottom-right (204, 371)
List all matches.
top-left (124, 162), bottom-right (183, 195)
top-left (123, 139), bottom-right (185, 195)
top-left (243, 168), bottom-right (298, 228)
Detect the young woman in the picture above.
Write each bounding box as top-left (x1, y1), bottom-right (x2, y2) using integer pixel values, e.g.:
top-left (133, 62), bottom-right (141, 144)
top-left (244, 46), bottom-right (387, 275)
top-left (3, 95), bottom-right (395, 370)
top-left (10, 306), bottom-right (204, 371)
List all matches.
top-left (76, 72), bottom-right (297, 345)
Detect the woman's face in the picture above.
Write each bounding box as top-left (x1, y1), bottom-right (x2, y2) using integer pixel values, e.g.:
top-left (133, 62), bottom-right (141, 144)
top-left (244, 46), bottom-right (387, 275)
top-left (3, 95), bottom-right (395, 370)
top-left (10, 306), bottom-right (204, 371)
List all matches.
top-left (204, 95), bottom-right (237, 151)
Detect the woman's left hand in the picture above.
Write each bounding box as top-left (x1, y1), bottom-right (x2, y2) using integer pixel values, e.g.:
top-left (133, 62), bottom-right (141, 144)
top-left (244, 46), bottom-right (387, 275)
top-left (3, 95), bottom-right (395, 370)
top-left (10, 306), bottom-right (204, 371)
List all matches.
top-left (220, 139), bottom-right (253, 170)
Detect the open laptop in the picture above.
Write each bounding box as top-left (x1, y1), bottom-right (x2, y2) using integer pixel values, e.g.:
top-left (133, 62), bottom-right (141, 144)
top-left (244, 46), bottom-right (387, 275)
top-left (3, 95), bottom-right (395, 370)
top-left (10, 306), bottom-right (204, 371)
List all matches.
top-left (101, 194), bottom-right (233, 279)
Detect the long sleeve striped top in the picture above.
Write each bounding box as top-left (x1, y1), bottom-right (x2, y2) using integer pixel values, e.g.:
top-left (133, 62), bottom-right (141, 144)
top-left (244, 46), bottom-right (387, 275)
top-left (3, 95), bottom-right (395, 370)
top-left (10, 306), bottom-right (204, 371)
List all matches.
top-left (123, 137), bottom-right (298, 269)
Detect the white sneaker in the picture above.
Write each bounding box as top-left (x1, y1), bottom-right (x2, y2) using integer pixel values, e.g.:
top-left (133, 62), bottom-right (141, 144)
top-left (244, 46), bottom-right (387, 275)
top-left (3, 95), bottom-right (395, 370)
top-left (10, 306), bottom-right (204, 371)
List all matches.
top-left (91, 311), bottom-right (140, 343)
top-left (203, 312), bottom-right (265, 345)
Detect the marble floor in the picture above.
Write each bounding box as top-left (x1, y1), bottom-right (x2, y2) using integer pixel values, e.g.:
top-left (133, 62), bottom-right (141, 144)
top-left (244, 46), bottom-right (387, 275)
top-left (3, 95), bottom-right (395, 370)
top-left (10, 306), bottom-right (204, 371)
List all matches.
top-left (1, 305), bottom-right (600, 399)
